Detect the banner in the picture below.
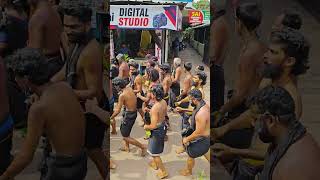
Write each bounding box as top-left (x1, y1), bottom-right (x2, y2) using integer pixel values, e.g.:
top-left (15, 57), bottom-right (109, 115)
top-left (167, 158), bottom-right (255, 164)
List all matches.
top-left (189, 10), bottom-right (203, 24)
top-left (110, 5), bottom-right (181, 30)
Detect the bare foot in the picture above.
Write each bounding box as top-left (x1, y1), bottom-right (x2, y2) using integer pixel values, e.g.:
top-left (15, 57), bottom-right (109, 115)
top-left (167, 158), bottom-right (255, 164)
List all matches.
top-left (111, 131), bottom-right (117, 135)
top-left (110, 160), bottom-right (117, 169)
top-left (148, 161), bottom-right (158, 170)
top-left (141, 146), bottom-right (147, 157)
top-left (179, 168), bottom-right (192, 176)
top-left (157, 170), bottom-right (169, 179)
top-left (175, 146), bottom-right (185, 154)
top-left (119, 146), bottom-right (129, 152)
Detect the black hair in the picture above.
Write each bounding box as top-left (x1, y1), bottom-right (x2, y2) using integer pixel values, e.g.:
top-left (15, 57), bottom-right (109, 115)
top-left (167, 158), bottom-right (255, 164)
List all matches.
top-left (236, 2), bottom-right (262, 31)
top-left (5, 48), bottom-right (50, 85)
top-left (196, 71), bottom-right (207, 85)
top-left (147, 60), bottom-right (156, 68)
top-left (282, 9), bottom-right (302, 30)
top-left (111, 58), bottom-right (119, 66)
top-left (150, 68), bottom-right (159, 82)
top-left (61, 0), bottom-right (92, 23)
top-left (160, 63), bottom-right (171, 74)
top-left (252, 85), bottom-right (296, 123)
top-left (112, 77), bottom-right (127, 89)
top-left (110, 66), bottom-right (119, 80)
top-left (184, 62), bottom-right (192, 72)
top-left (189, 88), bottom-right (202, 101)
top-left (270, 27), bottom-right (310, 75)
top-left (151, 84), bottom-right (164, 101)
top-left (128, 61), bottom-right (139, 69)
top-left (197, 65), bottom-right (204, 71)
top-left (7, 0), bottom-right (28, 14)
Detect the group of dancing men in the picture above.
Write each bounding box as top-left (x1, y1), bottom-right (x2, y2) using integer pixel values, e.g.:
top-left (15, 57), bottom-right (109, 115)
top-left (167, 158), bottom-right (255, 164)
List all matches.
top-left (109, 53), bottom-right (210, 179)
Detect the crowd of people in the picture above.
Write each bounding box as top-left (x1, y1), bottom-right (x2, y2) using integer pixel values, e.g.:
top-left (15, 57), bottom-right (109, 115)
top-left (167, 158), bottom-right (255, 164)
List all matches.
top-left (211, 0), bottom-right (320, 180)
top-left (0, 0), bottom-right (108, 179)
top-left (109, 53), bottom-right (210, 178)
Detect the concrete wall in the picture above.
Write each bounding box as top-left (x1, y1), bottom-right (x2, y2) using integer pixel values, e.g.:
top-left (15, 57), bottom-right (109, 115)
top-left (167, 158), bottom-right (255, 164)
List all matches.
top-left (190, 38), bottom-right (204, 57)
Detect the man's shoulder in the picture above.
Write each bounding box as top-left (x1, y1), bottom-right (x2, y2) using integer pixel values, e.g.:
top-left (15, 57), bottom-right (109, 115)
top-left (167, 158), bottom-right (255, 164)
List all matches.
top-left (276, 133), bottom-right (320, 175)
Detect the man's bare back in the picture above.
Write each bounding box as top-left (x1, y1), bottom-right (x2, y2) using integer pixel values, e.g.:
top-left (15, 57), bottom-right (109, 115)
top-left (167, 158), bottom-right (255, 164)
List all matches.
top-left (29, 3), bottom-right (62, 55)
top-left (35, 82), bottom-right (85, 155)
top-left (273, 133), bottom-right (320, 180)
top-left (119, 62), bottom-right (129, 79)
top-left (195, 104), bottom-right (210, 137)
top-left (162, 75), bottom-right (172, 94)
top-left (121, 87), bottom-right (137, 112)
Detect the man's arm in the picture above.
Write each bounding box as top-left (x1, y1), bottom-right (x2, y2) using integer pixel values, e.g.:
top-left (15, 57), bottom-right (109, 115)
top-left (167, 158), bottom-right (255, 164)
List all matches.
top-left (50, 64), bottom-right (66, 83)
top-left (185, 110), bottom-right (208, 142)
top-left (210, 20), bottom-right (227, 64)
top-left (144, 106), bottom-right (158, 130)
top-left (28, 15), bottom-right (43, 49)
top-left (118, 64), bottom-right (124, 78)
top-left (137, 91), bottom-right (150, 102)
top-left (110, 94), bottom-right (124, 119)
top-left (172, 67), bottom-right (181, 83)
top-left (1, 105), bottom-right (44, 179)
top-left (133, 76), bottom-right (142, 93)
top-left (74, 49), bottom-right (102, 100)
top-left (219, 53), bottom-right (257, 114)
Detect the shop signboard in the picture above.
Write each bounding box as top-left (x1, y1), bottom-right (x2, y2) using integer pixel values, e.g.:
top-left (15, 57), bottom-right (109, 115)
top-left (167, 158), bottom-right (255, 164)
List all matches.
top-left (188, 10), bottom-right (203, 24)
top-left (110, 5), bottom-right (182, 30)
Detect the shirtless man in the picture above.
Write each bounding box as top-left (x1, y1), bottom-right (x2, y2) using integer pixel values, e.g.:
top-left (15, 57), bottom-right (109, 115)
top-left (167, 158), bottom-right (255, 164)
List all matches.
top-left (128, 61), bottom-right (144, 123)
top-left (51, 2), bottom-right (107, 178)
top-left (110, 77), bottom-right (147, 155)
top-left (212, 28), bottom-right (310, 179)
top-left (0, 56), bottom-right (11, 176)
top-left (178, 89), bottom-right (210, 176)
top-left (28, 0), bottom-right (63, 78)
top-left (218, 3), bottom-right (267, 116)
top-left (250, 86), bottom-right (320, 180)
top-left (117, 54), bottom-right (129, 81)
top-left (159, 63), bottom-right (172, 104)
top-left (0, 48), bottom-right (87, 180)
top-left (210, 0), bottom-right (230, 112)
top-left (145, 85), bottom-right (168, 179)
top-left (169, 57), bottom-right (182, 108)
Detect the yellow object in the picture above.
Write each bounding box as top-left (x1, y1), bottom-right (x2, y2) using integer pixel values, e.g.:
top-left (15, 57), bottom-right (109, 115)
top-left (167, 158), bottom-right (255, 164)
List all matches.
top-left (146, 130), bottom-right (151, 138)
top-left (140, 31), bottom-right (151, 49)
top-left (243, 158), bottom-right (265, 166)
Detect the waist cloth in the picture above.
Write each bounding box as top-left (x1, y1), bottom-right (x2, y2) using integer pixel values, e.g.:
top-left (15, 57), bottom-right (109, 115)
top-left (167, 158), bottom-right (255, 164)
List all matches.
top-left (44, 150), bottom-right (87, 180)
top-left (136, 91), bottom-right (145, 109)
top-left (148, 121), bottom-right (167, 156)
top-left (120, 111), bottom-right (137, 137)
top-left (186, 136), bottom-right (210, 158)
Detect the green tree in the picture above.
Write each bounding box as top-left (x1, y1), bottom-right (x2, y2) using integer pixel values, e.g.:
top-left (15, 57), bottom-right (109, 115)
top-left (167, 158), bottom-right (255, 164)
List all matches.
top-left (192, 0), bottom-right (210, 10)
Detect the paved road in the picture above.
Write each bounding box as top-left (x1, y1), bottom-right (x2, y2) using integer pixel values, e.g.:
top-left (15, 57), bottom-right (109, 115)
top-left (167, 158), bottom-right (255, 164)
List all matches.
top-left (110, 47), bottom-right (210, 180)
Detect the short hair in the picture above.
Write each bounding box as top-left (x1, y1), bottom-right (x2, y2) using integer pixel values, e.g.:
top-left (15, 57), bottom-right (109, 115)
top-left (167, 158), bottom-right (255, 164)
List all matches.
top-left (173, 58), bottom-right (182, 66)
top-left (189, 89), bottom-right (202, 101)
top-left (282, 9), bottom-right (302, 30)
top-left (160, 63), bottom-right (171, 74)
top-left (270, 27), bottom-right (310, 75)
top-left (147, 60), bottom-right (156, 67)
top-left (5, 48), bottom-right (50, 85)
top-left (112, 77), bottom-right (127, 89)
top-left (151, 84), bottom-right (164, 101)
top-left (252, 85), bottom-right (296, 123)
top-left (196, 71), bottom-right (207, 85)
top-left (128, 60), bottom-right (139, 69)
top-left (184, 62), bottom-right (192, 71)
top-left (150, 68), bottom-right (159, 82)
top-left (61, 0), bottom-right (92, 23)
top-left (197, 65), bottom-right (205, 71)
top-left (236, 2), bottom-right (262, 31)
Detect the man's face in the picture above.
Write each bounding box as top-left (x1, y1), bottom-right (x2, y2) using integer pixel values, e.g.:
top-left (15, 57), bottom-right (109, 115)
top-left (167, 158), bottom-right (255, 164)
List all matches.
top-left (272, 14), bottom-right (285, 33)
top-left (262, 43), bottom-right (287, 79)
top-left (129, 66), bottom-right (137, 76)
top-left (64, 15), bottom-right (89, 43)
top-left (121, 44), bottom-right (126, 48)
top-left (193, 75), bottom-right (201, 85)
top-left (254, 112), bottom-right (275, 143)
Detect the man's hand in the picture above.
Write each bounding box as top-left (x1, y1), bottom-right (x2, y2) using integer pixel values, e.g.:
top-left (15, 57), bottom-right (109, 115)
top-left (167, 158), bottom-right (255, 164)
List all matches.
top-left (182, 137), bottom-right (188, 146)
top-left (85, 98), bottom-right (99, 114)
top-left (144, 107), bottom-right (150, 113)
top-left (175, 107), bottom-right (183, 113)
top-left (212, 143), bottom-right (233, 158)
top-left (211, 126), bottom-right (228, 141)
